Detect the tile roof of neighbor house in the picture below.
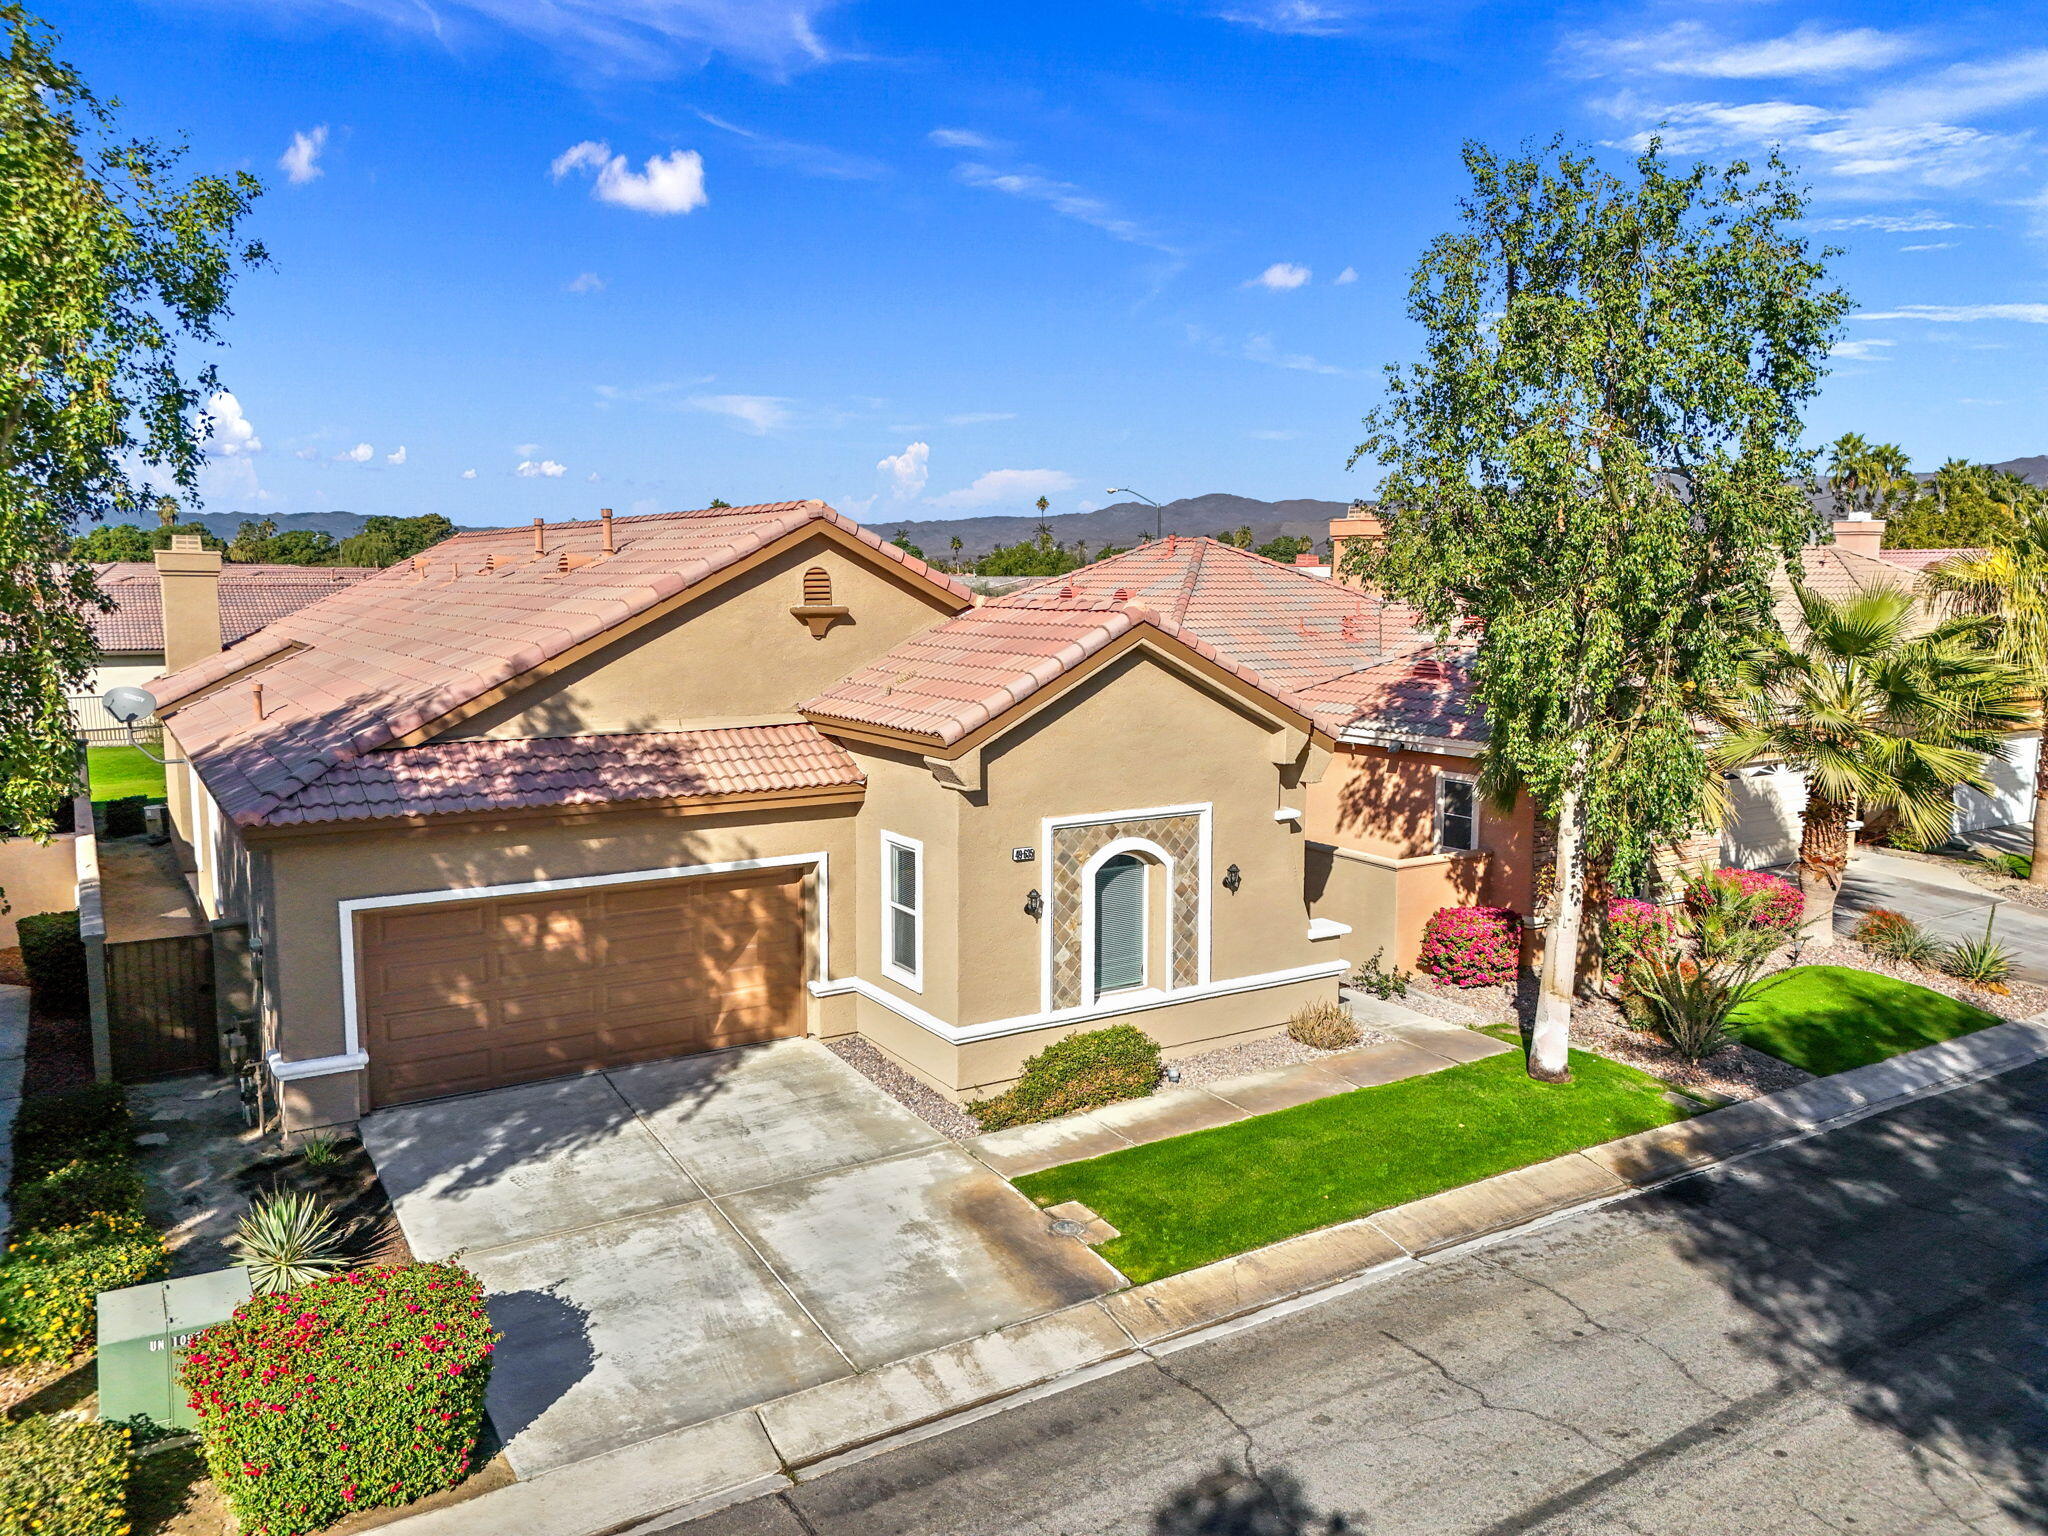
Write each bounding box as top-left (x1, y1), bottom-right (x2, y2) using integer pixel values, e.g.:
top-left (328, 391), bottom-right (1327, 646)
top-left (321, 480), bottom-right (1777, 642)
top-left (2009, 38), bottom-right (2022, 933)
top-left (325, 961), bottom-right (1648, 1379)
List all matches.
top-left (1877, 547), bottom-right (1982, 572)
top-left (87, 562), bottom-right (381, 654)
top-left (260, 724), bottom-right (863, 827)
top-left (800, 536), bottom-right (1441, 745)
top-left (151, 502), bottom-right (970, 828)
top-left (1296, 646), bottom-right (1484, 741)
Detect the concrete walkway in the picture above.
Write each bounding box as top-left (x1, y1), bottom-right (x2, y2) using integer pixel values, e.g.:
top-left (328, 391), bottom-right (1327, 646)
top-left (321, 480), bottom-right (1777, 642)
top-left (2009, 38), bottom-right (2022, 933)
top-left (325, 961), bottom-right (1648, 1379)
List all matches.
top-left (967, 1006), bottom-right (1512, 1179)
top-left (1836, 844), bottom-right (2048, 985)
top-left (0, 986), bottom-right (25, 1232)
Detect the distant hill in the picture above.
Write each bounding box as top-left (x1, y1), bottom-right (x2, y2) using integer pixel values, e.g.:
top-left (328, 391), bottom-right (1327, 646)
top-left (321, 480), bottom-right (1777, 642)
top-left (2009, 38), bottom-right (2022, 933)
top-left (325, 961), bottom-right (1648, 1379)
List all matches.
top-left (187, 509), bottom-right (379, 540)
top-left (881, 494), bottom-right (1354, 560)
top-left (1991, 455), bottom-right (2048, 487)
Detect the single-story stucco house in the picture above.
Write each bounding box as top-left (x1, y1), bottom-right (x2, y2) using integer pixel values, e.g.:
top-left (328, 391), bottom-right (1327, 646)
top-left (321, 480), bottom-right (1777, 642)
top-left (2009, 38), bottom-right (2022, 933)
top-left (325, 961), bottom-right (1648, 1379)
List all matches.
top-left (139, 502), bottom-right (1537, 1133)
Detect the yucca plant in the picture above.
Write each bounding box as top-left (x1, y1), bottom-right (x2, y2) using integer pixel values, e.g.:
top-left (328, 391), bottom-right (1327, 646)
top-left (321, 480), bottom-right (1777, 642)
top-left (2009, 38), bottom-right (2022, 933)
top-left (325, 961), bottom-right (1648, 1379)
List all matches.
top-left (1939, 911), bottom-right (2016, 991)
top-left (231, 1191), bottom-right (345, 1294)
top-left (1887, 928), bottom-right (1947, 969)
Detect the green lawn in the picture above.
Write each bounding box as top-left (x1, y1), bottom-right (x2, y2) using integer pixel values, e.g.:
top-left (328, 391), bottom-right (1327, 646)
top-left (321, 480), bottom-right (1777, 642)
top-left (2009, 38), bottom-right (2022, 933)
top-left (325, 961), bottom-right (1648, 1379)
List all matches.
top-left (1731, 964), bottom-right (2000, 1076)
top-left (86, 745), bottom-right (166, 802)
top-left (1013, 1049), bottom-right (1688, 1283)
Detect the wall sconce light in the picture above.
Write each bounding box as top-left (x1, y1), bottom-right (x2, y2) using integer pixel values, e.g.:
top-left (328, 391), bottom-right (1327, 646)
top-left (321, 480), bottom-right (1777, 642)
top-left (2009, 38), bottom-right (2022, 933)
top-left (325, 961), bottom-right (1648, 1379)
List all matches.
top-left (1222, 863), bottom-right (1242, 893)
top-left (1024, 889), bottom-right (1043, 920)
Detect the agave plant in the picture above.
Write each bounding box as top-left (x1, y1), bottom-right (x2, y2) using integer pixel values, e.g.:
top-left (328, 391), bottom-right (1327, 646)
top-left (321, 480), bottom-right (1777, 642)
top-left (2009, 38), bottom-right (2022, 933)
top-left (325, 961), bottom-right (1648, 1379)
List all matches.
top-left (231, 1191), bottom-right (345, 1294)
top-left (1887, 928), bottom-right (1947, 970)
top-left (1939, 912), bottom-right (2017, 991)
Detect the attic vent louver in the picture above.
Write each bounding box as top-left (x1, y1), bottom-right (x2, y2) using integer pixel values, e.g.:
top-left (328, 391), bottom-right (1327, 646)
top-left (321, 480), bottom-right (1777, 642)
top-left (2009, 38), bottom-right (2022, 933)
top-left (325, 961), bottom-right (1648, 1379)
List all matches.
top-left (803, 567), bottom-right (832, 606)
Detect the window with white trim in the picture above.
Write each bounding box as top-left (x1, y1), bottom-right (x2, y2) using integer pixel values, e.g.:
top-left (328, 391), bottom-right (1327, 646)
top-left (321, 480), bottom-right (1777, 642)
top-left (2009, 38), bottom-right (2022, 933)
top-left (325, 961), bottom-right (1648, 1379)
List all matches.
top-left (881, 832), bottom-right (923, 989)
top-left (1437, 774), bottom-right (1479, 852)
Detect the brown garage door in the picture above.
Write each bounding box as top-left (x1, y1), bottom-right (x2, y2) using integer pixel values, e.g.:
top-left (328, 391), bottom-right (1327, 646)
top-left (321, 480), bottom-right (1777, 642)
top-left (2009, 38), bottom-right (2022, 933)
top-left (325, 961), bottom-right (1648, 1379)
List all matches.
top-left (357, 868), bottom-right (807, 1107)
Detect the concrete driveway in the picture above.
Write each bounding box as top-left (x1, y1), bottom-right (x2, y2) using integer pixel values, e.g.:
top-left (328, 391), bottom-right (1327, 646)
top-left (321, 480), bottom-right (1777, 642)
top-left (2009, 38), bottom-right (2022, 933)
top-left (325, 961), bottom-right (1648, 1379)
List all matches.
top-left (1836, 843), bottom-right (2048, 985)
top-left (361, 1040), bottom-right (1120, 1476)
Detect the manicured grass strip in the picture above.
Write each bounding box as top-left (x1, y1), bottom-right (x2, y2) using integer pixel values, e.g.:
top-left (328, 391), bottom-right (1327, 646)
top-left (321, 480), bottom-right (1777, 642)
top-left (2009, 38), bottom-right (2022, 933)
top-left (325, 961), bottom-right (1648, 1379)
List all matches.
top-left (1013, 1049), bottom-right (1686, 1283)
top-left (1730, 964), bottom-right (1999, 1077)
top-left (86, 744), bottom-right (166, 802)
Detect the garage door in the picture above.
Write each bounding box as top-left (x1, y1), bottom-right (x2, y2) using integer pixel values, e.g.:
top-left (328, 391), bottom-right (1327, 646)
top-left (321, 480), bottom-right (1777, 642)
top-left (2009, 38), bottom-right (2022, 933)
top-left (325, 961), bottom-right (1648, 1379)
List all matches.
top-left (357, 868), bottom-right (807, 1108)
top-left (1720, 766), bottom-right (1805, 870)
top-left (1955, 732), bottom-right (2038, 835)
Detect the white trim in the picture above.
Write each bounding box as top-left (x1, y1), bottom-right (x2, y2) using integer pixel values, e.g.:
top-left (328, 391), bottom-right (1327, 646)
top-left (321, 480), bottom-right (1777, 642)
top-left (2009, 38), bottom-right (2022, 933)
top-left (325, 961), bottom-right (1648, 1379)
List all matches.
top-left (1307, 918), bottom-right (1351, 940)
top-left (281, 852), bottom-right (833, 1086)
top-left (1039, 802), bottom-right (1212, 1015)
top-left (1339, 727), bottom-right (1484, 759)
top-left (879, 830), bottom-right (924, 993)
top-left (1436, 771), bottom-right (1480, 853)
top-left (1080, 839), bottom-right (1166, 1007)
top-left (1273, 806), bottom-right (1302, 822)
top-left (812, 959), bottom-right (1348, 1046)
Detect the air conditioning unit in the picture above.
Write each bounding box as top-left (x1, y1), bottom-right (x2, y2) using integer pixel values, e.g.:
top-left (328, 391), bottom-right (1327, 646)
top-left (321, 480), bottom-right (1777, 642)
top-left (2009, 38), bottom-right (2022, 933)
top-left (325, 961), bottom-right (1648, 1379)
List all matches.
top-left (144, 803), bottom-right (168, 843)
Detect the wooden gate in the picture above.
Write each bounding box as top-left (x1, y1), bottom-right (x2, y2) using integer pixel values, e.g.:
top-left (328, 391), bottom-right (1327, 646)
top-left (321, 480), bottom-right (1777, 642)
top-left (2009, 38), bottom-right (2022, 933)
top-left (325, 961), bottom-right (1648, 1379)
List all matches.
top-left (106, 934), bottom-right (218, 1080)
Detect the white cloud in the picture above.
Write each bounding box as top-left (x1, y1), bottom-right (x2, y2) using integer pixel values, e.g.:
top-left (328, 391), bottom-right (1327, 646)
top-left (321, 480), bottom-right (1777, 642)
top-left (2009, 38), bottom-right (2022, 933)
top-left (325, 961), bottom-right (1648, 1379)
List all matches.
top-left (586, 471), bottom-right (603, 483)
top-left (461, 468), bottom-right (478, 479)
top-left (1216, 2), bottom-right (1369, 37)
top-left (1859, 304), bottom-right (2048, 324)
top-left (552, 141), bottom-right (707, 215)
top-left (202, 392), bottom-right (262, 456)
top-left (1569, 23), bottom-right (1919, 81)
top-left (1809, 213), bottom-right (1963, 232)
top-left (567, 271), bottom-right (605, 293)
top-left (1333, 266), bottom-right (1358, 285)
top-left (929, 128), bottom-right (995, 150)
top-left (877, 441), bottom-right (930, 498)
top-left (954, 162), bottom-right (1173, 252)
top-left (294, 447), bottom-right (319, 461)
top-left (1247, 262), bottom-right (1312, 290)
top-left (515, 442), bottom-right (542, 456)
top-left (274, 0), bottom-right (837, 78)
top-left (929, 468), bottom-right (1078, 508)
top-left (697, 110), bottom-right (887, 180)
top-left (1862, 49), bottom-right (2048, 126)
top-left (686, 394), bottom-right (793, 433)
top-left (335, 442), bottom-right (374, 463)
top-left (1830, 338), bottom-right (1895, 360)
top-left (1900, 242), bottom-right (1957, 251)
top-left (945, 411), bottom-right (1016, 426)
top-left (1241, 333), bottom-right (1346, 374)
top-left (385, 445), bottom-right (407, 465)
top-left (517, 458), bottom-right (569, 477)
top-left (280, 125), bottom-right (329, 184)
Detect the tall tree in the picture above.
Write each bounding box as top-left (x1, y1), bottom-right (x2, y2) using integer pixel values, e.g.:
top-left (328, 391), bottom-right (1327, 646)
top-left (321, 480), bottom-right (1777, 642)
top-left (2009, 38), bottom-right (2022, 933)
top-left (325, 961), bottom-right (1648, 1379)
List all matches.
top-left (1822, 433), bottom-right (1913, 521)
top-left (1711, 587), bottom-right (2027, 934)
top-left (0, 3), bottom-right (264, 840)
top-left (1347, 140), bottom-right (1848, 1079)
top-left (1921, 511), bottom-right (2048, 883)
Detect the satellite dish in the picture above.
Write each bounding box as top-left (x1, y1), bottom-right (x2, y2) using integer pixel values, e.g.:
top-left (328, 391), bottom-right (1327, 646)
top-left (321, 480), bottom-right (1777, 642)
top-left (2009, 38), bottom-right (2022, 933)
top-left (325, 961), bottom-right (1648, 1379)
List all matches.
top-left (102, 686), bottom-right (158, 725)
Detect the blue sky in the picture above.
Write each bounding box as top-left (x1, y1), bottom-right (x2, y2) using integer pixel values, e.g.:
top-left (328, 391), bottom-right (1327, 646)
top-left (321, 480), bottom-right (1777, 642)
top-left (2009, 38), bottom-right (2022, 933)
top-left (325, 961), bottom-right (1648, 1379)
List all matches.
top-left (53, 0), bottom-right (2048, 530)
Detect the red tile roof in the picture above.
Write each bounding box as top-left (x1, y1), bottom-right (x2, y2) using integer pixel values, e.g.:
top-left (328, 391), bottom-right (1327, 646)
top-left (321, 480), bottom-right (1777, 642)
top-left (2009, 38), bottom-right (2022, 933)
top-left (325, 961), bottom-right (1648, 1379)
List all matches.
top-left (1876, 547), bottom-right (1982, 572)
top-left (1297, 647), bottom-right (1484, 740)
top-left (262, 725), bottom-right (862, 827)
top-left (88, 562), bottom-right (380, 653)
top-left (155, 503), bottom-right (968, 827)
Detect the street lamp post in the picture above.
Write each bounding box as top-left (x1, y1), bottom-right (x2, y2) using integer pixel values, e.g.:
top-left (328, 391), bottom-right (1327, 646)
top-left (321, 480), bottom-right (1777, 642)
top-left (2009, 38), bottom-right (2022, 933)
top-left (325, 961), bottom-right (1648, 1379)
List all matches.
top-left (1107, 487), bottom-right (1164, 542)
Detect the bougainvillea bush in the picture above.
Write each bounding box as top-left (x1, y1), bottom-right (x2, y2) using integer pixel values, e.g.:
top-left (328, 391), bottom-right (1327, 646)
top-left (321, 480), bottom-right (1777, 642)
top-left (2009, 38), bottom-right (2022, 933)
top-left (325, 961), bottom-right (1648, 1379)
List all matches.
top-left (1684, 867), bottom-right (1803, 930)
top-left (180, 1261), bottom-right (499, 1536)
top-left (1604, 898), bottom-right (1676, 977)
top-left (1417, 906), bottom-right (1522, 988)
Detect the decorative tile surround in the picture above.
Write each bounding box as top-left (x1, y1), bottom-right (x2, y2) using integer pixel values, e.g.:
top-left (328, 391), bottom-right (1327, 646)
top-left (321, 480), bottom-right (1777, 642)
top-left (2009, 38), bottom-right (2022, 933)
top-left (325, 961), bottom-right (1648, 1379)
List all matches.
top-left (1048, 813), bottom-right (1204, 1008)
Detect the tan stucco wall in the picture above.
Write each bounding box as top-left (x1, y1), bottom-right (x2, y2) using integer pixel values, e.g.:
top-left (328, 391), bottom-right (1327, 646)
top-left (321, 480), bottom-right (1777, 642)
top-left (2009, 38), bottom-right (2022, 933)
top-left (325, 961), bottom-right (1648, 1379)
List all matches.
top-left (1304, 742), bottom-right (1536, 967)
top-left (849, 745), bottom-right (962, 1028)
top-left (258, 800), bottom-right (860, 1127)
top-left (445, 536), bottom-right (961, 740)
top-left (88, 655), bottom-right (170, 694)
top-left (0, 833), bottom-right (80, 946)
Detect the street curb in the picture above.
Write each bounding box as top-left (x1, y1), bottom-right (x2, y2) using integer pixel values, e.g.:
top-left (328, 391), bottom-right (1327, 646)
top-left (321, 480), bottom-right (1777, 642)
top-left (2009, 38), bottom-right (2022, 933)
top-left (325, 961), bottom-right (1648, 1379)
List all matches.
top-left (372, 1016), bottom-right (2048, 1536)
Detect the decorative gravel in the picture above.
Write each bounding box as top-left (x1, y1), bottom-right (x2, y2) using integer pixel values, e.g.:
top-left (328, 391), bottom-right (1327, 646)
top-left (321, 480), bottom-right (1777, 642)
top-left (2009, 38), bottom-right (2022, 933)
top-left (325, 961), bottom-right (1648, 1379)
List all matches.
top-left (826, 1036), bottom-right (983, 1140)
top-left (1166, 1020), bottom-right (1396, 1088)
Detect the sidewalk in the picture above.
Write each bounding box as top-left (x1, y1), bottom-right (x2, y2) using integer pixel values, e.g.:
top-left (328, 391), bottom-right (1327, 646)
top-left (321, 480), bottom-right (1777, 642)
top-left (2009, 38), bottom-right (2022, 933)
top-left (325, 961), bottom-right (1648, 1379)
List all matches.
top-left (0, 986), bottom-right (24, 1232)
top-left (372, 1010), bottom-right (2048, 1536)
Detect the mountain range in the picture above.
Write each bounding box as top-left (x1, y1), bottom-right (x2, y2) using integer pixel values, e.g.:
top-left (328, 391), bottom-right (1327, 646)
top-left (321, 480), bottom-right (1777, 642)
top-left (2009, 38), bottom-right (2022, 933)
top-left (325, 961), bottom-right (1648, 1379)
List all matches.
top-left (185, 455), bottom-right (2048, 557)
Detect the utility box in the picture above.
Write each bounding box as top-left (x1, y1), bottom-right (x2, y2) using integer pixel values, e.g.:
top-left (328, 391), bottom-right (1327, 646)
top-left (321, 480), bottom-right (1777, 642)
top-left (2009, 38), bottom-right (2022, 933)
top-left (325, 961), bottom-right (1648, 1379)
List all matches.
top-left (97, 1266), bottom-right (251, 1430)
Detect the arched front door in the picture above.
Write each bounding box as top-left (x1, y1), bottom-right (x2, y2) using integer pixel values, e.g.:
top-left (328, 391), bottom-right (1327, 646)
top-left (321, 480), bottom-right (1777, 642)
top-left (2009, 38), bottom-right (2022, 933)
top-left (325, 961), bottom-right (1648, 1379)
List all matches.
top-left (1093, 852), bottom-right (1148, 995)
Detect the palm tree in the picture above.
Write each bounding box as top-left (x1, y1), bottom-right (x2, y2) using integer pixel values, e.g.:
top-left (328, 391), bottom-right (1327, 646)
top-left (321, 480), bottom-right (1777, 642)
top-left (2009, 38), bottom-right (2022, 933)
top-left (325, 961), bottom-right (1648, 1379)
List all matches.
top-left (1922, 510), bottom-right (2048, 883)
top-left (1710, 586), bottom-right (2029, 940)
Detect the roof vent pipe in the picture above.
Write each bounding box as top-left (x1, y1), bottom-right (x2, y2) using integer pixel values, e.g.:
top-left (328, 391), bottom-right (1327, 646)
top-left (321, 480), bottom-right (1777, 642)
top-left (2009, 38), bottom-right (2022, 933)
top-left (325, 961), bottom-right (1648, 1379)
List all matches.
top-left (533, 517), bottom-right (545, 554)
top-left (601, 507), bottom-right (615, 554)
top-left (251, 683), bottom-right (264, 722)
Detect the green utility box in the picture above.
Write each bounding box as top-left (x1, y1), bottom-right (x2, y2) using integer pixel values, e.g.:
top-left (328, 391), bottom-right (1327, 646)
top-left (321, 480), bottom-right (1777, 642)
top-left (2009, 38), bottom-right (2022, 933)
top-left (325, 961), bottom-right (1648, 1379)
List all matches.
top-left (96, 1266), bottom-right (252, 1430)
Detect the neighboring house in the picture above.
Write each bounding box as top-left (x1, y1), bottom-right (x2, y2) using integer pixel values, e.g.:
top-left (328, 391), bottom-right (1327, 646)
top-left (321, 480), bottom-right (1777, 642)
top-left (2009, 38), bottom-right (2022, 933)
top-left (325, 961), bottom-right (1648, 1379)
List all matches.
top-left (148, 503), bottom-right (1484, 1134)
top-left (78, 557), bottom-right (378, 728)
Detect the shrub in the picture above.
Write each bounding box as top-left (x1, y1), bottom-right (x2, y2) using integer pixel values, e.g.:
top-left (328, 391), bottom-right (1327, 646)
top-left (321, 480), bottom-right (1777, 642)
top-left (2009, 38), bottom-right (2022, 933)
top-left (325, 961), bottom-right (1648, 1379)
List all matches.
top-left (0, 1212), bottom-right (170, 1365)
top-left (1940, 934), bottom-right (2015, 991)
top-left (1604, 898), bottom-right (1676, 978)
top-left (12, 1082), bottom-right (133, 1182)
top-left (1349, 948), bottom-right (1412, 1000)
top-left (1417, 906), bottom-right (1521, 989)
top-left (0, 1415), bottom-right (131, 1536)
top-left (1285, 999), bottom-right (1362, 1051)
top-left (1629, 952), bottom-right (1764, 1063)
top-left (181, 1261), bottom-right (499, 1535)
top-left (1685, 867), bottom-right (1802, 930)
top-left (100, 794), bottom-right (151, 839)
top-left (1975, 849), bottom-right (2032, 880)
top-left (967, 1024), bottom-right (1161, 1131)
top-left (1851, 908), bottom-right (1918, 955)
top-left (17, 909), bottom-right (86, 1016)
top-left (11, 1152), bottom-right (146, 1233)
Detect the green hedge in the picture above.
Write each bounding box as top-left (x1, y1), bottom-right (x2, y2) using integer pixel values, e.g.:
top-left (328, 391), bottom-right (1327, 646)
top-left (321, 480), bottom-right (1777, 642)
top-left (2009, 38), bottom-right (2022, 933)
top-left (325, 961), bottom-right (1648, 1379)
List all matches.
top-left (0, 1416), bottom-right (131, 1536)
top-left (12, 1082), bottom-right (133, 1182)
top-left (182, 1261), bottom-right (499, 1535)
top-left (968, 1023), bottom-right (1162, 1131)
top-left (12, 1153), bottom-right (146, 1233)
top-left (0, 1213), bottom-right (170, 1365)
top-left (17, 909), bottom-right (86, 1016)
top-left (99, 794), bottom-right (151, 839)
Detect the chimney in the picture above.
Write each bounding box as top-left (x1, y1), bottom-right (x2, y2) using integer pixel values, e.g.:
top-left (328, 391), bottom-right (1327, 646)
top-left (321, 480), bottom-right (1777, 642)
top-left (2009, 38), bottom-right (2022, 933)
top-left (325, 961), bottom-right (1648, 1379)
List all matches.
top-left (1831, 515), bottom-right (1886, 560)
top-left (154, 533), bottom-right (223, 674)
top-left (1327, 512), bottom-right (1384, 590)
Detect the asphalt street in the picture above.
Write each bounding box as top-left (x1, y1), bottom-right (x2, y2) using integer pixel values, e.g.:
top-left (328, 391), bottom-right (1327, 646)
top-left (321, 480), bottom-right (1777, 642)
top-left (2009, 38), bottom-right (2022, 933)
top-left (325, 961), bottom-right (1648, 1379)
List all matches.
top-left (662, 1059), bottom-right (2048, 1536)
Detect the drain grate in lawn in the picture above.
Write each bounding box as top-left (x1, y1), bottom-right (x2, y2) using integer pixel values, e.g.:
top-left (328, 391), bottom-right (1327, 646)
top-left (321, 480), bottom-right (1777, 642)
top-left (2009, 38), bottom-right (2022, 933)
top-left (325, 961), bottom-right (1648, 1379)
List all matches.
top-left (1013, 1048), bottom-right (1687, 1283)
top-left (1730, 964), bottom-right (2000, 1077)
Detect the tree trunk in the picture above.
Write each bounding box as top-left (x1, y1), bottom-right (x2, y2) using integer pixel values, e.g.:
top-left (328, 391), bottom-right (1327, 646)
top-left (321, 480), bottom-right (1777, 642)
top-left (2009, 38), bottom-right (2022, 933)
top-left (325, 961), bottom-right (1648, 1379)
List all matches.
top-left (2030, 722), bottom-right (2048, 886)
top-left (1798, 790), bottom-right (1852, 944)
top-left (1530, 773), bottom-right (1586, 1083)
